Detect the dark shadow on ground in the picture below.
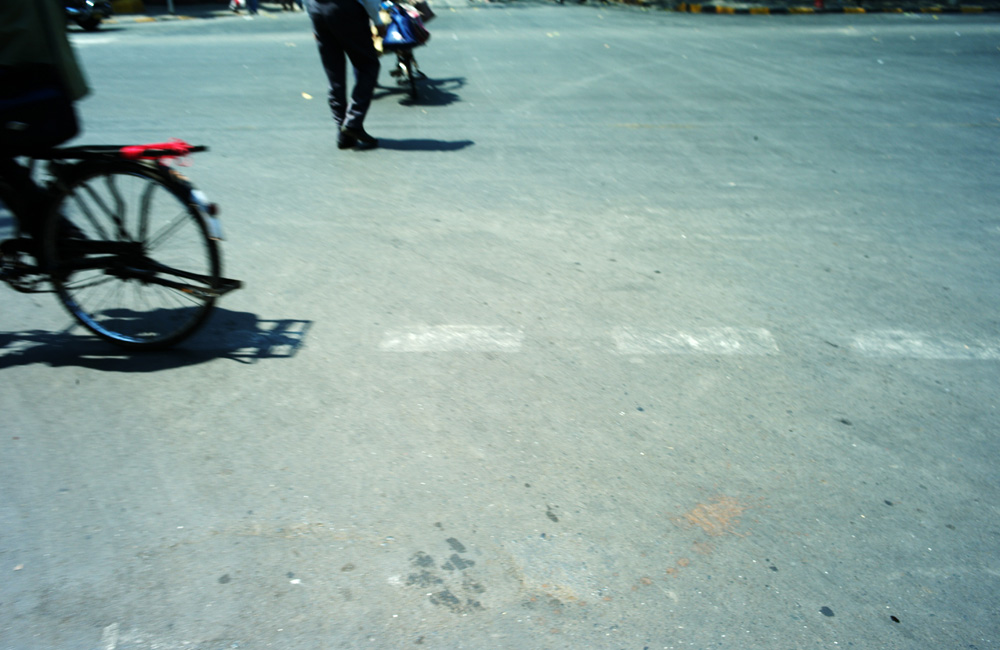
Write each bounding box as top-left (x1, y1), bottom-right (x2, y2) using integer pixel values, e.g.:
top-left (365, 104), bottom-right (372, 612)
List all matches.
top-left (375, 76), bottom-right (466, 108)
top-left (0, 308), bottom-right (312, 371)
top-left (377, 138), bottom-right (474, 151)
top-left (66, 24), bottom-right (129, 33)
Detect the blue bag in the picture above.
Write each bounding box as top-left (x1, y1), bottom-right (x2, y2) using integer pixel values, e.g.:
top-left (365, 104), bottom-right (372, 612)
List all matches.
top-left (381, 4), bottom-right (430, 51)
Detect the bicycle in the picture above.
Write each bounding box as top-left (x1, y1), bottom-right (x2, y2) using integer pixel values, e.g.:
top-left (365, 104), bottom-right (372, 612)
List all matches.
top-left (0, 140), bottom-right (242, 350)
top-left (390, 47), bottom-right (426, 101)
top-left (380, 0), bottom-right (432, 101)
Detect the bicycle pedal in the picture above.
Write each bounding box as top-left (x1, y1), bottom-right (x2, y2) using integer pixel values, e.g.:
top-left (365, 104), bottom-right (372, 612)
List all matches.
top-left (1, 248), bottom-right (48, 293)
top-left (0, 265), bottom-right (48, 293)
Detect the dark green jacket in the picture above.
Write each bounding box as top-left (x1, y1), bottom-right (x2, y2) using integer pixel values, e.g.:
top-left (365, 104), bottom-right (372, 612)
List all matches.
top-left (0, 0), bottom-right (90, 100)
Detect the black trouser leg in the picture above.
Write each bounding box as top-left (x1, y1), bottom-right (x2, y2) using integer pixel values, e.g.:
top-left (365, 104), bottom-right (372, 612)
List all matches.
top-left (0, 158), bottom-right (46, 239)
top-left (311, 15), bottom-right (349, 126)
top-left (309, 3), bottom-right (380, 131)
top-left (340, 18), bottom-right (380, 130)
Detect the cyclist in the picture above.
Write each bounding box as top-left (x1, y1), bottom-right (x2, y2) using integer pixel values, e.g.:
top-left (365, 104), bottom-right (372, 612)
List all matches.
top-left (0, 0), bottom-right (89, 243)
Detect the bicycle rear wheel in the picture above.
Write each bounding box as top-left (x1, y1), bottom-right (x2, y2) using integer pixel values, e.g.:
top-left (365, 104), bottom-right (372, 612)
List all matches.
top-left (43, 160), bottom-right (221, 350)
top-left (396, 50), bottom-right (419, 100)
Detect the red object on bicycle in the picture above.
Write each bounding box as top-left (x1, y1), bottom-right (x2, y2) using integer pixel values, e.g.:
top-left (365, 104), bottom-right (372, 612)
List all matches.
top-left (119, 139), bottom-right (195, 161)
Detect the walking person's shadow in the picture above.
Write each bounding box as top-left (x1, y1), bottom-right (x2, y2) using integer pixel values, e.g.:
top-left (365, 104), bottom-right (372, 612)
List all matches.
top-left (377, 138), bottom-right (474, 152)
top-left (374, 75), bottom-right (472, 151)
top-left (375, 75), bottom-right (466, 108)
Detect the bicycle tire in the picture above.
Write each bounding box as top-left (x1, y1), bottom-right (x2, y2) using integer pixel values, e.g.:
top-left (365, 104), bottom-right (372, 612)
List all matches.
top-left (42, 159), bottom-right (221, 350)
top-left (397, 51), bottom-right (419, 100)
top-left (408, 63), bottom-right (419, 100)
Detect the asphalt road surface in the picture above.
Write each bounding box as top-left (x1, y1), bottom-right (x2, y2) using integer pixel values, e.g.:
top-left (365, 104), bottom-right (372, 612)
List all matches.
top-left (2, 4), bottom-right (999, 649)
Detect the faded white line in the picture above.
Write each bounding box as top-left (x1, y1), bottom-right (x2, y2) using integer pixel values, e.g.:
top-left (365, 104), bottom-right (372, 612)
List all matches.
top-left (100, 623), bottom-right (119, 650)
top-left (68, 36), bottom-right (117, 47)
top-left (613, 326), bottom-right (779, 355)
top-left (852, 330), bottom-right (1000, 360)
top-left (380, 325), bottom-right (523, 352)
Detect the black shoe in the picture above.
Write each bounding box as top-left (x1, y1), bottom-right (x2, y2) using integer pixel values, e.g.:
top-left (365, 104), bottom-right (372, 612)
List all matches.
top-left (337, 130), bottom-right (357, 149)
top-left (340, 126), bottom-right (379, 150)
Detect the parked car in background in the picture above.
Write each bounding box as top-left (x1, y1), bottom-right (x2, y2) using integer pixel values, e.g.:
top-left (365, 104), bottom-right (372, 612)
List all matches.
top-left (66, 0), bottom-right (113, 31)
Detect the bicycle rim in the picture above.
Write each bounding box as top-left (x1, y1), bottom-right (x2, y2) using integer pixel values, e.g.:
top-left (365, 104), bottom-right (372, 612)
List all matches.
top-left (397, 52), bottom-right (419, 100)
top-left (44, 161), bottom-right (221, 349)
top-left (408, 66), bottom-right (419, 100)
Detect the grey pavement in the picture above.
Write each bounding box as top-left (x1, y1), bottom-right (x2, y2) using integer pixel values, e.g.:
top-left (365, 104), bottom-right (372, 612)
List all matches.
top-left (111, 0), bottom-right (477, 21)
top-left (112, 0), bottom-right (1000, 20)
top-left (2, 5), bottom-right (1000, 650)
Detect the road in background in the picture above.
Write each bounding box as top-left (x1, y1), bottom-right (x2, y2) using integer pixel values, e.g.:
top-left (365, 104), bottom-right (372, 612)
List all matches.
top-left (2, 5), bottom-right (999, 649)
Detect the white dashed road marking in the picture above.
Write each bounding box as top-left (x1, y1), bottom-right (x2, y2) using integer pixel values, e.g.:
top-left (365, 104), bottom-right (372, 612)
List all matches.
top-left (612, 326), bottom-right (780, 356)
top-left (380, 325), bottom-right (524, 352)
top-left (851, 330), bottom-right (1000, 360)
top-left (68, 36), bottom-right (117, 46)
top-left (100, 623), bottom-right (119, 650)
top-left (375, 324), bottom-right (999, 361)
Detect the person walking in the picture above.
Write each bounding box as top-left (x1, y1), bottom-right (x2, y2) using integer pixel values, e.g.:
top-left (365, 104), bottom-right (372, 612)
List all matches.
top-left (305, 0), bottom-right (386, 150)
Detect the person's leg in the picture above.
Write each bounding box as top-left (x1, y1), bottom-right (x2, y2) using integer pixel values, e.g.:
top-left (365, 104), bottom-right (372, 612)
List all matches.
top-left (337, 5), bottom-right (381, 137)
top-left (0, 157), bottom-right (47, 239)
top-left (341, 46), bottom-right (380, 132)
top-left (309, 13), bottom-right (349, 128)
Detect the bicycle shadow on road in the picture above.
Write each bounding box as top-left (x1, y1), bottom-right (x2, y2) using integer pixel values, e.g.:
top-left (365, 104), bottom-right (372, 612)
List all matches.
top-left (0, 308), bottom-right (312, 372)
top-left (375, 76), bottom-right (466, 108)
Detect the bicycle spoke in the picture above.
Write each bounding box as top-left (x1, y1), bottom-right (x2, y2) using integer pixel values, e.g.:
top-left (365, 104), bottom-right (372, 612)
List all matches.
top-left (60, 273), bottom-right (116, 291)
top-left (145, 207), bottom-right (196, 252)
top-left (103, 173), bottom-right (131, 240)
top-left (70, 181), bottom-right (115, 240)
top-left (138, 179), bottom-right (157, 242)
